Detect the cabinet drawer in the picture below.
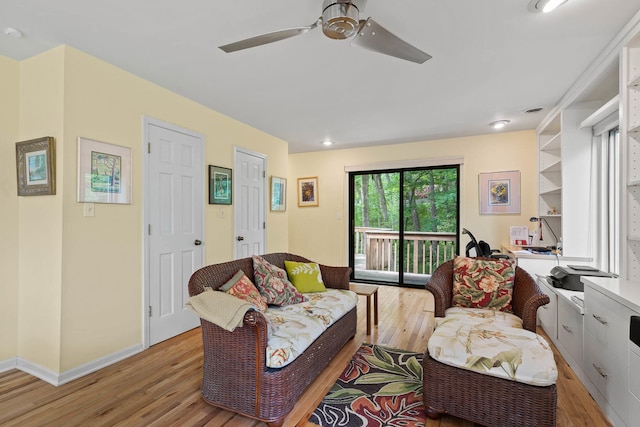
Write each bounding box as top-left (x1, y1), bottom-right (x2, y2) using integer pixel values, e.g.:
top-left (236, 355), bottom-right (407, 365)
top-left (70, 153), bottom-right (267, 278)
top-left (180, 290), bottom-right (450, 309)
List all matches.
top-left (584, 285), bottom-right (631, 360)
top-left (557, 297), bottom-right (583, 368)
top-left (629, 343), bottom-right (640, 424)
top-left (537, 279), bottom-right (557, 339)
top-left (584, 332), bottom-right (628, 420)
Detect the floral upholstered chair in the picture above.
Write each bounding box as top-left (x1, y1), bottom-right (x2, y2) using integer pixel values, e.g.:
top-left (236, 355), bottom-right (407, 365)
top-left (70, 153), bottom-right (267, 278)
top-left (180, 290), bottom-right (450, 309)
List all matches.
top-left (422, 257), bottom-right (558, 427)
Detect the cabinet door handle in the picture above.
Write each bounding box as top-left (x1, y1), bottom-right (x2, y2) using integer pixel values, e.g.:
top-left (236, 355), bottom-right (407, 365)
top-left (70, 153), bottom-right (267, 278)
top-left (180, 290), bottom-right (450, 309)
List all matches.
top-left (562, 324), bottom-right (573, 334)
top-left (592, 314), bottom-right (608, 325)
top-left (593, 364), bottom-right (608, 378)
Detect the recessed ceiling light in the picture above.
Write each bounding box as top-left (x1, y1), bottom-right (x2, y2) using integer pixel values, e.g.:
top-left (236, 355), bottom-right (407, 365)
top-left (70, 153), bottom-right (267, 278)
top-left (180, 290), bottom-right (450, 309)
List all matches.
top-left (528, 0), bottom-right (568, 13)
top-left (525, 107), bottom-right (543, 114)
top-left (489, 120), bottom-right (510, 130)
top-left (3, 27), bottom-right (23, 38)
top-left (321, 140), bottom-right (334, 146)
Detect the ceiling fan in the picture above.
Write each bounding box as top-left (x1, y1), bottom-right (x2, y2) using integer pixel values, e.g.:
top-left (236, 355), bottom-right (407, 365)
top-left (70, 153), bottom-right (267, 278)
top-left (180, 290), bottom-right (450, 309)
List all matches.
top-left (219, 0), bottom-right (431, 64)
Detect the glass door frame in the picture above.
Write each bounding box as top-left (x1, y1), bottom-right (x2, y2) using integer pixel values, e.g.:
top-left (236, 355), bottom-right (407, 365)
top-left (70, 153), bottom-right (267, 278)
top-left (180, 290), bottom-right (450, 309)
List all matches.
top-left (348, 164), bottom-right (460, 288)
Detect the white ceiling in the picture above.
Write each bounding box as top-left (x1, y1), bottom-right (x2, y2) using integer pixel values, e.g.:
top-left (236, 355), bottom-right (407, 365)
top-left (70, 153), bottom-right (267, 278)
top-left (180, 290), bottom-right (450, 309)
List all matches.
top-left (2, 0), bottom-right (640, 153)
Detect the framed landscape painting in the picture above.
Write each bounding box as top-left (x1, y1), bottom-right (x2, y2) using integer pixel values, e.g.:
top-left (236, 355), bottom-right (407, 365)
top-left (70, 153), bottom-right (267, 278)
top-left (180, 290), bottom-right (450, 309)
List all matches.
top-left (15, 136), bottom-right (56, 196)
top-left (77, 137), bottom-right (132, 204)
top-left (209, 165), bottom-right (232, 205)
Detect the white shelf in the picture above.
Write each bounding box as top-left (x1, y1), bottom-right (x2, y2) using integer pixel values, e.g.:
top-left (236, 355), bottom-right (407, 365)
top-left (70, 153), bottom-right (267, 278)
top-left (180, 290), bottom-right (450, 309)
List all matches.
top-left (629, 73), bottom-right (640, 88)
top-left (541, 160), bottom-right (562, 173)
top-left (628, 235), bottom-right (640, 242)
top-left (541, 132), bottom-right (561, 152)
top-left (628, 179), bottom-right (640, 187)
top-left (629, 122), bottom-right (640, 134)
top-left (540, 187), bottom-right (562, 195)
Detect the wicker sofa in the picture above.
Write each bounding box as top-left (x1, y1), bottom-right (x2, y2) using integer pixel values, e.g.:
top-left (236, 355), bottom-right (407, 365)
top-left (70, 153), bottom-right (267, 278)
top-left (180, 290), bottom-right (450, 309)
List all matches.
top-left (187, 253), bottom-right (356, 427)
top-left (423, 258), bottom-right (557, 427)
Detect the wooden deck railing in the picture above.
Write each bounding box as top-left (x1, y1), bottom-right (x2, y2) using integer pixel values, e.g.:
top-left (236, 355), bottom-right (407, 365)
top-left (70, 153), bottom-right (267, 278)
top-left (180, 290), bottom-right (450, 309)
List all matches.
top-left (355, 227), bottom-right (457, 275)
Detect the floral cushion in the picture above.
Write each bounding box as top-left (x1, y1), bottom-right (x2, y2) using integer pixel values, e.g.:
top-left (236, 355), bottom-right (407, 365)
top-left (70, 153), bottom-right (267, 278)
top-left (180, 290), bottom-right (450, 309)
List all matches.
top-left (252, 255), bottom-right (306, 306)
top-left (428, 307), bottom-right (557, 386)
top-left (452, 256), bottom-right (515, 312)
top-left (284, 261), bottom-right (327, 293)
top-left (263, 289), bottom-right (357, 368)
top-left (223, 270), bottom-right (267, 313)
top-left (435, 307), bottom-right (523, 330)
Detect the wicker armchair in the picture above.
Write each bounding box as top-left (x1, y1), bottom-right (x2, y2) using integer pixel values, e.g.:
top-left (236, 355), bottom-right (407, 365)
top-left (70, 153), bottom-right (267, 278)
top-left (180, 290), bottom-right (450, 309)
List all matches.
top-left (425, 257), bottom-right (549, 332)
top-left (188, 253), bottom-right (356, 427)
top-left (423, 257), bottom-right (557, 427)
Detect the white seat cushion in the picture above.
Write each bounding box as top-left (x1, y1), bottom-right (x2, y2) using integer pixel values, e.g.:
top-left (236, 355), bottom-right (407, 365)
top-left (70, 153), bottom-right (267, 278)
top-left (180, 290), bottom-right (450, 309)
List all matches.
top-left (263, 289), bottom-right (357, 368)
top-left (428, 307), bottom-right (558, 386)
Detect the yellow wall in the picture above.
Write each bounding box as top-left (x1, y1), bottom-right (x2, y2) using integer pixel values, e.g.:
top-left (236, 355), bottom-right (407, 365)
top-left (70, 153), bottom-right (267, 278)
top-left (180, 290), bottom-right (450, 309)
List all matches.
top-left (17, 48), bottom-right (65, 370)
top-left (6, 46), bottom-right (289, 374)
top-left (3, 44), bottom-right (533, 376)
top-left (0, 56), bottom-right (20, 361)
top-left (288, 131), bottom-right (537, 266)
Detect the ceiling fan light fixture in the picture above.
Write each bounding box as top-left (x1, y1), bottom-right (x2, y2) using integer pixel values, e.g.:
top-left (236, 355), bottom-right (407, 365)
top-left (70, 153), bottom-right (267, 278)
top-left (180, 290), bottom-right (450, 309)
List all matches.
top-left (490, 120), bottom-right (510, 129)
top-left (528, 0), bottom-right (568, 13)
top-left (322, 0), bottom-right (360, 39)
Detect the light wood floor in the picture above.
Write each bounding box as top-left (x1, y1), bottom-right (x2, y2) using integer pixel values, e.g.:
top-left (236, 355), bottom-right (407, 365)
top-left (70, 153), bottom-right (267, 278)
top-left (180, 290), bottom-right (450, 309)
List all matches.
top-left (0, 286), bottom-right (611, 426)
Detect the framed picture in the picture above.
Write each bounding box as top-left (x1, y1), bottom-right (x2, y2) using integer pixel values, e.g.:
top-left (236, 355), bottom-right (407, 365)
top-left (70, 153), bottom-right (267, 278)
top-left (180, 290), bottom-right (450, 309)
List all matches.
top-left (479, 170), bottom-right (521, 214)
top-left (209, 165), bottom-right (232, 205)
top-left (271, 176), bottom-right (286, 211)
top-left (298, 176), bottom-right (319, 207)
top-left (77, 137), bottom-right (132, 204)
top-left (16, 136), bottom-right (56, 196)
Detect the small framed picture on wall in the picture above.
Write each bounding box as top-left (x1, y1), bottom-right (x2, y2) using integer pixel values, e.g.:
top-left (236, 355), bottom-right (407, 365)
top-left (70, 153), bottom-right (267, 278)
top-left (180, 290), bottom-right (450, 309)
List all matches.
top-left (209, 165), bottom-right (232, 205)
top-left (297, 176), bottom-right (318, 207)
top-left (271, 176), bottom-right (286, 211)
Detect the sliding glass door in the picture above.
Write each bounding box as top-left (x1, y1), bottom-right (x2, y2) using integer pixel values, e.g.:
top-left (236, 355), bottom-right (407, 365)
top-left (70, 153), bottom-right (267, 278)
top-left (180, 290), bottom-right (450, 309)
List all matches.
top-left (349, 165), bottom-right (459, 287)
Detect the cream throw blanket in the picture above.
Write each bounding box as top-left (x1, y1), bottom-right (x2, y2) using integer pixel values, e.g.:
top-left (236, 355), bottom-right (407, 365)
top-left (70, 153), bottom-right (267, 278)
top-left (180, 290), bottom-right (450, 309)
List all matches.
top-left (186, 288), bottom-right (253, 332)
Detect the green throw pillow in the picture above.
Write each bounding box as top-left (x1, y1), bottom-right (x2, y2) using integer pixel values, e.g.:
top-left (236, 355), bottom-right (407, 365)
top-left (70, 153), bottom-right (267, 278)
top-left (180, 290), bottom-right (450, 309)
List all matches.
top-left (284, 261), bottom-right (327, 293)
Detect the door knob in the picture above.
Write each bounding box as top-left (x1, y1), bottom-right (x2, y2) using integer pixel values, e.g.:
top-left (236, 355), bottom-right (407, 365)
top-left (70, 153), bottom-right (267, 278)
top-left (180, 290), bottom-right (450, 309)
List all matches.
top-left (237, 236), bottom-right (244, 241)
top-left (194, 239), bottom-right (202, 246)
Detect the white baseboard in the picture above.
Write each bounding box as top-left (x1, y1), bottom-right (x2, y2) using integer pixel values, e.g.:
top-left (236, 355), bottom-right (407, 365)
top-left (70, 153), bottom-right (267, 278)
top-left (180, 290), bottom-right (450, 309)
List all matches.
top-left (15, 343), bottom-right (144, 386)
top-left (0, 358), bottom-right (18, 373)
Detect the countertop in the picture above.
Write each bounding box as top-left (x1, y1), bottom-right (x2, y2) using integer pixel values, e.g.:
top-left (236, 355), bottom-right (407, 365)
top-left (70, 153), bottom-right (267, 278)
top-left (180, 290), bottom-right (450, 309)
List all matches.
top-left (501, 244), bottom-right (592, 262)
top-left (581, 276), bottom-right (640, 313)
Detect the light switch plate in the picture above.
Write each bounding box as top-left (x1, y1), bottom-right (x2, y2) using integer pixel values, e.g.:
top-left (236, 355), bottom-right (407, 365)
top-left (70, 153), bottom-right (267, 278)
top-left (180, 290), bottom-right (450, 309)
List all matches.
top-left (84, 203), bottom-right (95, 217)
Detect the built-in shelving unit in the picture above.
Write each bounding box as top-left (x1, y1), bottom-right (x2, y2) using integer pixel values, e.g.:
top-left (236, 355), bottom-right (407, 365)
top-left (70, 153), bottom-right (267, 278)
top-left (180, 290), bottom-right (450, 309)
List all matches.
top-left (623, 33), bottom-right (640, 282)
top-left (536, 105), bottom-right (595, 257)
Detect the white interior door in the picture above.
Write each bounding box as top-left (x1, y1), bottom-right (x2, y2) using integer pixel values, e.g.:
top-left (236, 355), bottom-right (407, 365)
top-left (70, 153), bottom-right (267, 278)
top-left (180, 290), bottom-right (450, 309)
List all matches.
top-left (234, 148), bottom-right (266, 258)
top-left (147, 121), bottom-right (203, 345)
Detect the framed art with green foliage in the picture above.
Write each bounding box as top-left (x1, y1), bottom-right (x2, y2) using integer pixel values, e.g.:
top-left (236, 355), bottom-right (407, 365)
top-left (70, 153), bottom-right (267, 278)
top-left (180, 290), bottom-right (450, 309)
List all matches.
top-left (209, 165), bottom-right (232, 205)
top-left (77, 137), bottom-right (132, 204)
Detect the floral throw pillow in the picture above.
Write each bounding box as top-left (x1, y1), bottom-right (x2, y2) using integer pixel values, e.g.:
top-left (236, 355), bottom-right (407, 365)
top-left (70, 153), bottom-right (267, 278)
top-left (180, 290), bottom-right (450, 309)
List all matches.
top-left (452, 256), bottom-right (515, 312)
top-left (223, 270), bottom-right (268, 312)
top-left (252, 255), bottom-right (306, 306)
top-left (284, 261), bottom-right (327, 293)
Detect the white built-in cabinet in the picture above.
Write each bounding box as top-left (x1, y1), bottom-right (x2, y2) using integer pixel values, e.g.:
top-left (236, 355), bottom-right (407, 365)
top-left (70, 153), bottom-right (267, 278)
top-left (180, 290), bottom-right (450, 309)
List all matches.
top-left (529, 12), bottom-right (640, 427)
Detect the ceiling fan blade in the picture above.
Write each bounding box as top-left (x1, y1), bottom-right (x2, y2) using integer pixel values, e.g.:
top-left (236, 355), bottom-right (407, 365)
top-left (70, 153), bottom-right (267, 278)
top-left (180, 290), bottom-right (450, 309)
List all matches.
top-left (219, 20), bottom-right (319, 53)
top-left (351, 18), bottom-right (431, 64)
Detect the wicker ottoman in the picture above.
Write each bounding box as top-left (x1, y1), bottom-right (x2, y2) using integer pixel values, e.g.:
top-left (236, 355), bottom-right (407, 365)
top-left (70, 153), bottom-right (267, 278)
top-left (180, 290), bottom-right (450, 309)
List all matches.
top-left (423, 352), bottom-right (557, 427)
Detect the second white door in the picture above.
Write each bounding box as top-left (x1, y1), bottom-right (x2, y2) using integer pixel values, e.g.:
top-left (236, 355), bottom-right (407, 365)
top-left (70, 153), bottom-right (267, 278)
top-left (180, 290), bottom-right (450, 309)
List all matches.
top-left (234, 149), bottom-right (266, 258)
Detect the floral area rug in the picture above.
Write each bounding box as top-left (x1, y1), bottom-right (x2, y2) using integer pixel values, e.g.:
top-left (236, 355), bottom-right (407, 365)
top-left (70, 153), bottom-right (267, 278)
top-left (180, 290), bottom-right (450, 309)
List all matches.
top-left (309, 343), bottom-right (425, 427)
